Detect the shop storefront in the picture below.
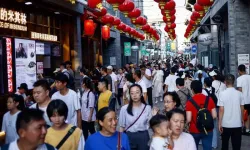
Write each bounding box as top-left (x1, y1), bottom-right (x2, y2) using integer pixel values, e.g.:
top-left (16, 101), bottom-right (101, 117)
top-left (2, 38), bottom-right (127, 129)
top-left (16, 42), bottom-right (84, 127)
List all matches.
top-left (0, 0), bottom-right (84, 126)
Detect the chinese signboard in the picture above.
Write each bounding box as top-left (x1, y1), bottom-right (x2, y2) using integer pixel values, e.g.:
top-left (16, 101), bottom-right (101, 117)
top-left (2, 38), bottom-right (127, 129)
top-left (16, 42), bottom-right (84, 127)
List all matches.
top-left (6, 38), bottom-right (13, 93)
top-left (0, 8), bottom-right (27, 31)
top-left (124, 42), bottom-right (131, 56)
top-left (238, 54), bottom-right (249, 74)
top-left (31, 32), bottom-right (58, 42)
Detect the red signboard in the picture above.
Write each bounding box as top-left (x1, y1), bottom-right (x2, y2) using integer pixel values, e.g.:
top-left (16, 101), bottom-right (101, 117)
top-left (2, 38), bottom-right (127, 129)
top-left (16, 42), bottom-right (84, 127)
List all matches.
top-left (6, 38), bottom-right (13, 92)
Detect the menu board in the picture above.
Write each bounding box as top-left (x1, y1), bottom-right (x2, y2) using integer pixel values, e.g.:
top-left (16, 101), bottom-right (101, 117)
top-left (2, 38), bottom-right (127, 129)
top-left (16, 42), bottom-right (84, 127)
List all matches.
top-left (15, 39), bottom-right (36, 89)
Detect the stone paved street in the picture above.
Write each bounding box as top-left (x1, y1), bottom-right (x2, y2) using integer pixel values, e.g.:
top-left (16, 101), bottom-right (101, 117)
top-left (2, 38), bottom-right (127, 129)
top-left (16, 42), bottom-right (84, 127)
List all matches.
top-left (153, 99), bottom-right (250, 150)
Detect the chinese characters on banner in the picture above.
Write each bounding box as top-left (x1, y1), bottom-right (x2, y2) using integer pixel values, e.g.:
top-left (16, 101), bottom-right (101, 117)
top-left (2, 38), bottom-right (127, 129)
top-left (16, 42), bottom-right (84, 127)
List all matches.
top-left (6, 38), bottom-right (13, 93)
top-left (0, 8), bottom-right (27, 31)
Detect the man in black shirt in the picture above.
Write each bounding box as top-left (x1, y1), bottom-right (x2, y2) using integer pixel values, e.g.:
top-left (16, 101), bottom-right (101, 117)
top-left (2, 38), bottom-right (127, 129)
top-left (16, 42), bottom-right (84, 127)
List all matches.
top-left (100, 67), bottom-right (112, 91)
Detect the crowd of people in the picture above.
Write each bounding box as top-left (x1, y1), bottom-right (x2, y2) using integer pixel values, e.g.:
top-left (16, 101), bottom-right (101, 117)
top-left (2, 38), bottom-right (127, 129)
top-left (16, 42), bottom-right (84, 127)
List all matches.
top-left (0, 57), bottom-right (250, 150)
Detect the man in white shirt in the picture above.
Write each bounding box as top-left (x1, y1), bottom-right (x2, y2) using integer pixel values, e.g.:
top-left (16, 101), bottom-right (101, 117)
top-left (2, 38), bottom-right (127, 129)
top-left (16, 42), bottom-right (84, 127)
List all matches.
top-left (218, 74), bottom-right (244, 150)
top-left (51, 73), bottom-right (82, 128)
top-left (164, 67), bottom-right (179, 93)
top-left (237, 64), bottom-right (250, 135)
top-left (30, 80), bottom-right (52, 127)
top-left (107, 65), bottom-right (118, 95)
top-left (133, 69), bottom-right (148, 102)
top-left (140, 65), bottom-right (153, 106)
top-left (1, 109), bottom-right (56, 150)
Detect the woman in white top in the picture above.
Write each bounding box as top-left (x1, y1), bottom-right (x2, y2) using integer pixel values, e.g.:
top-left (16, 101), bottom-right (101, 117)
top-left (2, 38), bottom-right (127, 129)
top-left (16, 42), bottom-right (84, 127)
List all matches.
top-left (167, 108), bottom-right (197, 150)
top-left (81, 77), bottom-right (96, 141)
top-left (1, 94), bottom-right (25, 144)
top-left (152, 64), bottom-right (164, 104)
top-left (123, 73), bottom-right (134, 105)
top-left (119, 84), bottom-right (152, 150)
top-left (209, 70), bottom-right (226, 100)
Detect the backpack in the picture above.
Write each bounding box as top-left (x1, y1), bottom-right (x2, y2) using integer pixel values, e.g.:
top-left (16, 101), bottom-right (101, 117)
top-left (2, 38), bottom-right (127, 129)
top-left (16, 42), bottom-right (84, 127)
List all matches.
top-left (64, 71), bottom-right (75, 90)
top-left (1, 143), bottom-right (54, 150)
top-left (86, 91), bottom-right (98, 112)
top-left (189, 96), bottom-right (214, 134)
top-left (204, 88), bottom-right (218, 107)
top-left (108, 93), bottom-right (117, 111)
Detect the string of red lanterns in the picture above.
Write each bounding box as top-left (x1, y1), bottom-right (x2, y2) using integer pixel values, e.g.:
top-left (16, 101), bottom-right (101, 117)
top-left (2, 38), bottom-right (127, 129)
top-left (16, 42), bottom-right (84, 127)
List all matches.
top-left (184, 0), bottom-right (214, 39)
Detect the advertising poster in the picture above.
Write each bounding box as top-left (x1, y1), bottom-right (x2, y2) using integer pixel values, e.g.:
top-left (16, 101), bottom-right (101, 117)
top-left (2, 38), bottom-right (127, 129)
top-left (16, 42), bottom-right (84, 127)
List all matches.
top-left (15, 39), bottom-right (36, 89)
top-left (36, 42), bottom-right (44, 55)
top-left (37, 62), bottom-right (43, 74)
top-left (110, 57), bottom-right (116, 66)
top-left (124, 42), bottom-right (131, 56)
top-left (238, 54), bottom-right (249, 74)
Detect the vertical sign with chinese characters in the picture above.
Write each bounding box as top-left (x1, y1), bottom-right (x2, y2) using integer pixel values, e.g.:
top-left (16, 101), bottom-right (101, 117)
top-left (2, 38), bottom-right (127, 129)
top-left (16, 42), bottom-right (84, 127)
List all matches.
top-left (124, 42), bottom-right (131, 56)
top-left (0, 8), bottom-right (27, 31)
top-left (6, 38), bottom-right (13, 93)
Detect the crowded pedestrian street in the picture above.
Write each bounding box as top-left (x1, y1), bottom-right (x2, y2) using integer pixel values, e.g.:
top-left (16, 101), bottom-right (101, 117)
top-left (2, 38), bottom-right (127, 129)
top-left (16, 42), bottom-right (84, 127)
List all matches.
top-left (1, 0), bottom-right (250, 150)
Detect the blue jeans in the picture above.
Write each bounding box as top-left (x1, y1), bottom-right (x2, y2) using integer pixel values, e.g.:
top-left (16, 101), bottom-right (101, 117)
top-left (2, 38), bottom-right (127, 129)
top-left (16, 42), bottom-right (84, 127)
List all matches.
top-left (191, 131), bottom-right (213, 150)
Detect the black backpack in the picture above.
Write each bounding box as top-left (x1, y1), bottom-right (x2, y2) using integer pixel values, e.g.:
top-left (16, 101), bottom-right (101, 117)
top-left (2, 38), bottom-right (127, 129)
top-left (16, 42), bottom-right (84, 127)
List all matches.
top-left (189, 96), bottom-right (214, 134)
top-left (64, 71), bottom-right (75, 90)
top-left (204, 88), bottom-right (218, 107)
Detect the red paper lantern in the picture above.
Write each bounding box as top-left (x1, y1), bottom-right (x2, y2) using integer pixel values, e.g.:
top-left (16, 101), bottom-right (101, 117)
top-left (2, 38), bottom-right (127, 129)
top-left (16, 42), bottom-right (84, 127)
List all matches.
top-left (124, 25), bottom-right (131, 33)
top-left (101, 14), bottom-right (114, 27)
top-left (84, 19), bottom-right (95, 36)
top-left (142, 24), bottom-right (150, 32)
top-left (141, 17), bottom-right (147, 26)
top-left (118, 0), bottom-right (135, 17)
top-left (189, 20), bottom-right (196, 26)
top-left (93, 7), bottom-right (107, 18)
top-left (192, 11), bottom-right (201, 19)
top-left (164, 26), bottom-right (169, 32)
top-left (102, 25), bottom-right (110, 41)
top-left (167, 23), bottom-right (176, 29)
top-left (107, 0), bottom-right (125, 11)
top-left (163, 16), bottom-right (176, 23)
top-left (113, 17), bottom-right (121, 27)
top-left (170, 9), bottom-right (176, 16)
top-left (117, 22), bottom-right (126, 31)
top-left (164, 0), bottom-right (176, 11)
top-left (128, 8), bottom-right (141, 23)
top-left (130, 28), bottom-right (136, 35)
top-left (197, 0), bottom-right (214, 6)
top-left (88, 0), bottom-right (103, 9)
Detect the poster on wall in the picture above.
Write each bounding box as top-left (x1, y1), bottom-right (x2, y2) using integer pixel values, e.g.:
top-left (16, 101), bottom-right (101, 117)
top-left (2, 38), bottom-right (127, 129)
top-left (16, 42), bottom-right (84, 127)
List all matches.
top-left (36, 42), bottom-right (44, 55)
top-left (37, 62), bottom-right (43, 74)
top-left (238, 54), bottom-right (249, 74)
top-left (15, 39), bottom-right (36, 89)
top-left (110, 57), bottom-right (116, 66)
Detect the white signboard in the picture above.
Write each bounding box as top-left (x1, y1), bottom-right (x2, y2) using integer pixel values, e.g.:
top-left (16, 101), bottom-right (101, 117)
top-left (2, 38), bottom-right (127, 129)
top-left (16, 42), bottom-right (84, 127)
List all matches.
top-left (36, 42), bottom-right (44, 55)
top-left (238, 54), bottom-right (249, 74)
top-left (110, 57), bottom-right (116, 66)
top-left (15, 39), bottom-right (36, 89)
top-left (198, 33), bottom-right (213, 46)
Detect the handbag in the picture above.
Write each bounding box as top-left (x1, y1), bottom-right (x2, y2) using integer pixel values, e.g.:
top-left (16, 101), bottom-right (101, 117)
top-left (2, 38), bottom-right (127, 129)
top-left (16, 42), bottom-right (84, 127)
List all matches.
top-left (124, 105), bottom-right (147, 132)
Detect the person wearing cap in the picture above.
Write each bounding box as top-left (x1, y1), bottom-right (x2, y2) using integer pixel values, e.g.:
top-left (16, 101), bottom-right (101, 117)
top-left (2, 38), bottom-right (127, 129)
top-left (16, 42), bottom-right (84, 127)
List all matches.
top-left (107, 65), bottom-right (118, 97)
top-left (15, 83), bottom-right (33, 107)
top-left (218, 74), bottom-right (244, 150)
top-left (209, 70), bottom-right (226, 101)
top-left (237, 64), bottom-right (250, 135)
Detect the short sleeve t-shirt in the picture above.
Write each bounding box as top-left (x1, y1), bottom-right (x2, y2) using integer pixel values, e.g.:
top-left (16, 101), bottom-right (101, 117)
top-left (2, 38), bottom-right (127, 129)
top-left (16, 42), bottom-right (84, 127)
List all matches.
top-left (30, 103), bottom-right (52, 127)
top-left (51, 89), bottom-right (81, 126)
top-left (217, 87), bottom-right (244, 128)
top-left (98, 90), bottom-right (112, 111)
top-left (237, 74), bottom-right (250, 104)
top-left (84, 131), bottom-right (130, 150)
top-left (81, 90), bottom-right (96, 121)
top-left (142, 69), bottom-right (152, 88)
top-left (110, 72), bottom-right (118, 93)
top-left (186, 94), bottom-right (215, 133)
top-left (173, 132), bottom-right (197, 150)
top-left (135, 79), bottom-right (147, 93)
top-left (1, 111), bottom-right (20, 144)
top-left (150, 137), bottom-right (171, 150)
top-left (7, 140), bottom-right (56, 150)
top-left (164, 74), bottom-right (179, 92)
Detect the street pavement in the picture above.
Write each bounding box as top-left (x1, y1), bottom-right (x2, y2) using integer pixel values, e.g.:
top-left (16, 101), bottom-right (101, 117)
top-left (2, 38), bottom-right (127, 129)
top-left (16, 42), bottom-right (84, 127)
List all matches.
top-left (153, 98), bottom-right (250, 150)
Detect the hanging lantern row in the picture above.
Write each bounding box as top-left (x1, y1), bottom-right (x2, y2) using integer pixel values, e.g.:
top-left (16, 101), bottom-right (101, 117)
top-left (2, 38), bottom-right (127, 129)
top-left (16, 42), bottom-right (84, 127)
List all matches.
top-left (141, 24), bottom-right (160, 41)
top-left (154, 0), bottom-right (176, 41)
top-left (184, 0), bottom-right (214, 39)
